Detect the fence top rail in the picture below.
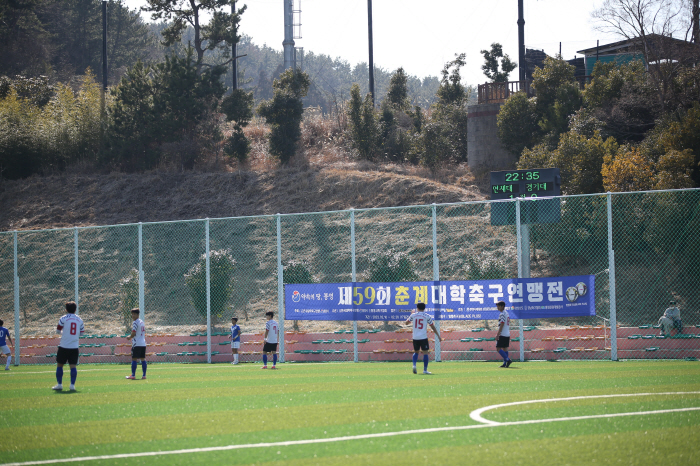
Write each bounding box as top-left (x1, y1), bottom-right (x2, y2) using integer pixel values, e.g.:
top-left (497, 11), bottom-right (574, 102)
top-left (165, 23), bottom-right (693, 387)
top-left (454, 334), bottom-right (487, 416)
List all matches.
top-left (1, 187), bottom-right (699, 236)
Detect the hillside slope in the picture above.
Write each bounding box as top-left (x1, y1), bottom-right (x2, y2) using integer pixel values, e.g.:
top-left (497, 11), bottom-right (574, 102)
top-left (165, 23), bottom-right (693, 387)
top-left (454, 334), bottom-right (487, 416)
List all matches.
top-left (0, 162), bottom-right (486, 231)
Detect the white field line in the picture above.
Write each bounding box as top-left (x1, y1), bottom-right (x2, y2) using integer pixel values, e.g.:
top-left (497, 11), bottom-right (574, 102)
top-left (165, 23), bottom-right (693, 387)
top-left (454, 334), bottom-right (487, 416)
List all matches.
top-left (470, 391), bottom-right (700, 424)
top-left (2, 392), bottom-right (700, 466)
top-left (4, 366), bottom-right (224, 375)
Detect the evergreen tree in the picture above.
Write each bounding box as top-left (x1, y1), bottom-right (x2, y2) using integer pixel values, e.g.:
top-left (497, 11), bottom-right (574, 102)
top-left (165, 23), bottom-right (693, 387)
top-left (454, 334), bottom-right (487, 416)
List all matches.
top-left (480, 43), bottom-right (517, 83)
top-left (221, 88), bottom-right (254, 162)
top-left (257, 68), bottom-right (311, 164)
top-left (143, 0), bottom-right (244, 73)
top-left (107, 48), bottom-right (226, 170)
top-left (347, 83), bottom-right (379, 161)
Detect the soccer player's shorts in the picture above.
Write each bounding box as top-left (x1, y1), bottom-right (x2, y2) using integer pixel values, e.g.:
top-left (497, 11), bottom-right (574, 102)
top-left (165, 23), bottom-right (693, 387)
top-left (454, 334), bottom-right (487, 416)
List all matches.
top-left (263, 342), bottom-right (278, 353)
top-left (412, 339), bottom-right (430, 352)
top-left (231, 341), bottom-right (240, 349)
top-left (0, 345), bottom-right (10, 355)
top-left (131, 346), bottom-right (147, 359)
top-left (56, 347), bottom-right (80, 365)
top-left (496, 336), bottom-right (510, 348)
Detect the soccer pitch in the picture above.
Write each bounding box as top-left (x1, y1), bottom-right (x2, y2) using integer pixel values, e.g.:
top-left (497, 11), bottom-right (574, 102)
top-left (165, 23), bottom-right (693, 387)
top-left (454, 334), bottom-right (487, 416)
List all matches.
top-left (1, 361), bottom-right (699, 466)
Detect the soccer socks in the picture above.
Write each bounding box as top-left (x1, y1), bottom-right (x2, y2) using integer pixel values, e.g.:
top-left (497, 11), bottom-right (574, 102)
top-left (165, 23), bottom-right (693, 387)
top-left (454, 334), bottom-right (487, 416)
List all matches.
top-left (131, 360), bottom-right (138, 376)
top-left (423, 354), bottom-right (429, 372)
top-left (234, 354), bottom-right (238, 363)
top-left (412, 353), bottom-right (418, 367)
top-left (56, 366), bottom-right (63, 384)
top-left (70, 367), bottom-right (77, 385)
top-left (141, 361), bottom-right (147, 377)
top-left (262, 354), bottom-right (268, 366)
top-left (498, 349), bottom-right (508, 361)
top-left (5, 354), bottom-right (10, 369)
top-left (273, 354), bottom-right (277, 366)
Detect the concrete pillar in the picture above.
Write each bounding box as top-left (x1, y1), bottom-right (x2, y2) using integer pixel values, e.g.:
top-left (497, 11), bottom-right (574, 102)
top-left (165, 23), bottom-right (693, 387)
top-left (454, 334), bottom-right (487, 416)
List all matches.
top-left (467, 103), bottom-right (518, 171)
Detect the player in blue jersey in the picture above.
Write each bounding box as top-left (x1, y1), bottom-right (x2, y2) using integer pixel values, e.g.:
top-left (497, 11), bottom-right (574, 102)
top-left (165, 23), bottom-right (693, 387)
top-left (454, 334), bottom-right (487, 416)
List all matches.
top-left (405, 303), bottom-right (442, 375)
top-left (126, 309), bottom-right (147, 380)
top-left (262, 311), bottom-right (279, 370)
top-left (0, 319), bottom-right (13, 371)
top-left (230, 317), bottom-right (241, 365)
top-left (496, 301), bottom-right (513, 368)
top-left (53, 302), bottom-right (85, 391)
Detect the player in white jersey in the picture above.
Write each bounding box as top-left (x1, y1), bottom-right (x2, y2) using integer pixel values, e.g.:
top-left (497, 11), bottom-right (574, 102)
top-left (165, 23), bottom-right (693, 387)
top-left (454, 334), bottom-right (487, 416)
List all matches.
top-left (0, 319), bottom-right (13, 370)
top-left (126, 309), bottom-right (147, 380)
top-left (405, 303), bottom-right (442, 375)
top-left (230, 317), bottom-right (241, 365)
top-left (262, 311), bottom-right (279, 369)
top-left (53, 302), bottom-right (85, 391)
top-left (496, 301), bottom-right (513, 368)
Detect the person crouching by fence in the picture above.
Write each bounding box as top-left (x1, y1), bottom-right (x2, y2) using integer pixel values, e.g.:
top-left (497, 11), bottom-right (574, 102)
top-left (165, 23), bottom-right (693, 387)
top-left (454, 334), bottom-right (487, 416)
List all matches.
top-left (658, 300), bottom-right (682, 337)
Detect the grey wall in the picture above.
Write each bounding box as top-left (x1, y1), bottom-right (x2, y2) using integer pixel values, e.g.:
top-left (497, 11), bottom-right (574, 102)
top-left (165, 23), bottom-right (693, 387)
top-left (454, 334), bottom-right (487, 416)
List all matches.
top-left (467, 103), bottom-right (518, 171)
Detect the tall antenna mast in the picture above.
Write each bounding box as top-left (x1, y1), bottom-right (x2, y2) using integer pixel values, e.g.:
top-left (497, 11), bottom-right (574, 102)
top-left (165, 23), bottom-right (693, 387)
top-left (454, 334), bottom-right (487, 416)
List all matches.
top-left (283, 0), bottom-right (302, 70)
top-left (283, 0), bottom-right (295, 70)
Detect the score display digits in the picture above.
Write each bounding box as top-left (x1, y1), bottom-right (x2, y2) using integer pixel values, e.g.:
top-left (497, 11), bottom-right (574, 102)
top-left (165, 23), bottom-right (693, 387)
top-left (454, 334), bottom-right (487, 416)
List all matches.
top-left (490, 169), bottom-right (560, 200)
top-left (489, 168), bottom-right (561, 225)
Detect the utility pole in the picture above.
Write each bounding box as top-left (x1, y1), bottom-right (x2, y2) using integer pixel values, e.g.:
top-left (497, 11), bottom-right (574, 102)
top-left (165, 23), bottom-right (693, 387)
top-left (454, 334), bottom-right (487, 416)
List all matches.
top-left (367, 0), bottom-right (375, 105)
top-left (232, 0), bottom-right (237, 89)
top-left (517, 0), bottom-right (525, 83)
top-left (102, 0), bottom-right (108, 94)
top-left (101, 0), bottom-right (108, 156)
top-left (693, 0), bottom-right (699, 48)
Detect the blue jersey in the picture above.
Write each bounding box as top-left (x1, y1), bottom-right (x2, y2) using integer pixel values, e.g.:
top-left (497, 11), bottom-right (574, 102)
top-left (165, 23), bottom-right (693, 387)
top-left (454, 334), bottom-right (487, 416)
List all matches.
top-left (0, 327), bottom-right (8, 346)
top-left (231, 325), bottom-right (241, 342)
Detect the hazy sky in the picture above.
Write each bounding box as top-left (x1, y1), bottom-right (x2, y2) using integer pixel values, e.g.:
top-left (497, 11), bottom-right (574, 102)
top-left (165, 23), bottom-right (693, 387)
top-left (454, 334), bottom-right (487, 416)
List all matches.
top-left (125, 0), bottom-right (621, 84)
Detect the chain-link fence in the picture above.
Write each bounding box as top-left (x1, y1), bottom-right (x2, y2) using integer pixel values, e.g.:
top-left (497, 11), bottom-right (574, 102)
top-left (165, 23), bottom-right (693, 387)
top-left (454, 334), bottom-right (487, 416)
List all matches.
top-left (2, 189), bottom-right (699, 365)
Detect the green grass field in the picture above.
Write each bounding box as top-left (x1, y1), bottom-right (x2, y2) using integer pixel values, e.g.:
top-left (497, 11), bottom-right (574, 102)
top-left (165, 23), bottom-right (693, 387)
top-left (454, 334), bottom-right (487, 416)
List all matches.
top-left (1, 360), bottom-right (700, 466)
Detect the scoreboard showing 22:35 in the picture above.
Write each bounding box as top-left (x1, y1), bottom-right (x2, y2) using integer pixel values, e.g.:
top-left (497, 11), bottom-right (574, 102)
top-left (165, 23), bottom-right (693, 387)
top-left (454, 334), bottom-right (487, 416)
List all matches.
top-left (490, 168), bottom-right (561, 200)
top-left (489, 168), bottom-right (562, 225)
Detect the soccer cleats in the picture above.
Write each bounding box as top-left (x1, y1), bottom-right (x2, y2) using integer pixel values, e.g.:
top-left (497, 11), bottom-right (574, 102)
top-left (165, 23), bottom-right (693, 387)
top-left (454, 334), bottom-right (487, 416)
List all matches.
top-left (69, 385), bottom-right (76, 391)
top-left (141, 376), bottom-right (147, 380)
top-left (506, 359), bottom-right (513, 368)
top-left (422, 371), bottom-right (433, 375)
top-left (270, 366), bottom-right (277, 370)
top-left (125, 375), bottom-right (136, 379)
top-left (52, 384), bottom-right (63, 391)
top-left (261, 365), bottom-right (267, 369)
top-left (412, 367), bottom-right (417, 374)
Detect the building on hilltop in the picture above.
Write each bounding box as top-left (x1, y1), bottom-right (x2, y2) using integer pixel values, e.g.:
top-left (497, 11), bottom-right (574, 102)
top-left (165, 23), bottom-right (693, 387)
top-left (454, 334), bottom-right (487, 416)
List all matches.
top-left (576, 34), bottom-right (697, 76)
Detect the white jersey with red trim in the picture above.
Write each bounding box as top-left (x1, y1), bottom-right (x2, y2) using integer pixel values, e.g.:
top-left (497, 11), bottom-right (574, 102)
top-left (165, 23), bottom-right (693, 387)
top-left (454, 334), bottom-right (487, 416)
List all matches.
top-left (499, 310), bottom-right (511, 337)
top-left (56, 314), bottom-right (85, 349)
top-left (265, 320), bottom-right (279, 344)
top-left (408, 311), bottom-right (433, 340)
top-left (132, 318), bottom-right (146, 347)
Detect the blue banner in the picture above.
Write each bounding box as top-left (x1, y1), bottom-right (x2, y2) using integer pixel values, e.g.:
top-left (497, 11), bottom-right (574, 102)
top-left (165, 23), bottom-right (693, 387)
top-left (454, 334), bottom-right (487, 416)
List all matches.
top-left (285, 275), bottom-right (595, 321)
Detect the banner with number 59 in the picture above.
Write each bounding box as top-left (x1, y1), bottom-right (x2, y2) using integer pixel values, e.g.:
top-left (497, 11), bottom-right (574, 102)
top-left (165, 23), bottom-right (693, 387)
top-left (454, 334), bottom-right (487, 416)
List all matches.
top-left (284, 275), bottom-right (595, 321)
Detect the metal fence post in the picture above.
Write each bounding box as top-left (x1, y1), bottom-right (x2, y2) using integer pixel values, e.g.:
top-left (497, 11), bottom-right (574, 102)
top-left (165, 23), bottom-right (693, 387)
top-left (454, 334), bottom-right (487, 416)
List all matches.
top-left (205, 219), bottom-right (211, 363)
top-left (14, 231), bottom-right (19, 366)
top-left (432, 204), bottom-right (441, 362)
top-left (138, 223), bottom-right (144, 314)
top-left (277, 214), bottom-right (285, 363)
top-left (516, 200), bottom-right (525, 362)
top-left (607, 193), bottom-right (618, 360)
top-left (74, 228), bottom-right (79, 313)
top-left (351, 209), bottom-right (358, 363)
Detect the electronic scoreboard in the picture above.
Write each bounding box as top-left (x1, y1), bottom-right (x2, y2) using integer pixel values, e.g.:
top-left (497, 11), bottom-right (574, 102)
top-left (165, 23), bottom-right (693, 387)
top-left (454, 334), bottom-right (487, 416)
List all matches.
top-left (490, 168), bottom-right (561, 225)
